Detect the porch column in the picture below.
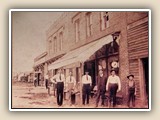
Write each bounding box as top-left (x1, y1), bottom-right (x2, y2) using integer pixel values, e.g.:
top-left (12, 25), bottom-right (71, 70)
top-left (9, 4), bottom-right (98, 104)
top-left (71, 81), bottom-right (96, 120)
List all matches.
top-left (80, 62), bottom-right (84, 105)
top-left (44, 62), bottom-right (48, 76)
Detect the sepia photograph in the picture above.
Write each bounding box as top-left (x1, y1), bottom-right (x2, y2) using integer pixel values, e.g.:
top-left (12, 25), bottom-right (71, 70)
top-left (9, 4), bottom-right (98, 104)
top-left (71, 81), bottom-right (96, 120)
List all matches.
top-left (9, 9), bottom-right (151, 111)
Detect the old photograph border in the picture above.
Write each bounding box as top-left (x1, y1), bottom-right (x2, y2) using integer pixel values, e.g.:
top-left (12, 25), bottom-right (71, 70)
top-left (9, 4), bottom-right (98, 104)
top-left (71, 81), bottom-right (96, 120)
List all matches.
top-left (9, 9), bottom-right (151, 111)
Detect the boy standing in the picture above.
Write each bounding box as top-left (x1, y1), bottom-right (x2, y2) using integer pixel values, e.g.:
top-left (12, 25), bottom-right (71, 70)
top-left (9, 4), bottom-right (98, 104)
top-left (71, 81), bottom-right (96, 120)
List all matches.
top-left (127, 74), bottom-right (136, 108)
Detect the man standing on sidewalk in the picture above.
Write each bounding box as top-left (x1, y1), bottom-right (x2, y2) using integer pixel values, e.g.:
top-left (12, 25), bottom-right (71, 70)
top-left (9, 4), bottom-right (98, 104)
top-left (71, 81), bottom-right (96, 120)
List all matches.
top-left (66, 70), bottom-right (76, 106)
top-left (34, 76), bottom-right (37, 87)
top-left (106, 69), bottom-right (121, 107)
top-left (95, 69), bottom-right (107, 107)
top-left (82, 70), bottom-right (92, 106)
top-left (45, 72), bottom-right (49, 89)
top-left (51, 69), bottom-right (65, 107)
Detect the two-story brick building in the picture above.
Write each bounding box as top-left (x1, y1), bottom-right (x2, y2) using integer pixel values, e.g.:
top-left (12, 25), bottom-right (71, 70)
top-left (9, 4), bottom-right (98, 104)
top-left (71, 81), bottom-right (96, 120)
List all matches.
top-left (34, 11), bottom-right (149, 107)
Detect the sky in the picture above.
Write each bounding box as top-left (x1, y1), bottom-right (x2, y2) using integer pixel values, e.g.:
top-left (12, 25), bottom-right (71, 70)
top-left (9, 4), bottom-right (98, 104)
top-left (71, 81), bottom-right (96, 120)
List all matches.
top-left (12, 11), bottom-right (63, 74)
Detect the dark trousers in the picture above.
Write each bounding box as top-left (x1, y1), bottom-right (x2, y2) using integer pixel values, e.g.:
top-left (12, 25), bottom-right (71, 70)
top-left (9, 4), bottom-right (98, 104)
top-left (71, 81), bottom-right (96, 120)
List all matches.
top-left (96, 90), bottom-right (106, 106)
top-left (57, 82), bottom-right (64, 106)
top-left (128, 88), bottom-right (135, 107)
top-left (45, 79), bottom-right (49, 89)
top-left (109, 83), bottom-right (118, 107)
top-left (82, 84), bottom-right (90, 105)
top-left (34, 80), bottom-right (37, 87)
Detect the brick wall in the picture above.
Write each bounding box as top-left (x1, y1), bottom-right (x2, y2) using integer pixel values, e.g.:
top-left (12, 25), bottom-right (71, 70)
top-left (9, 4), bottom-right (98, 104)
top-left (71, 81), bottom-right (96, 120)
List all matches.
top-left (45, 12), bottom-right (148, 103)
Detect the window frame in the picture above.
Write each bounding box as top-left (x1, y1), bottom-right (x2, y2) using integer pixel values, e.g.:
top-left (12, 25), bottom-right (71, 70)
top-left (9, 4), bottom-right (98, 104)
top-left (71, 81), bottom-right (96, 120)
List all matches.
top-left (75, 19), bottom-right (80, 43)
top-left (100, 12), bottom-right (109, 31)
top-left (59, 32), bottom-right (63, 50)
top-left (86, 12), bottom-right (92, 37)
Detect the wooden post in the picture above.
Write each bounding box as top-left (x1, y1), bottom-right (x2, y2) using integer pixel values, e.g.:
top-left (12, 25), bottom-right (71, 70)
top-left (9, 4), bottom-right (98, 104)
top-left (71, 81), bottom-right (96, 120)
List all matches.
top-left (44, 63), bottom-right (48, 76)
top-left (95, 59), bottom-right (97, 86)
top-left (80, 62), bottom-right (84, 105)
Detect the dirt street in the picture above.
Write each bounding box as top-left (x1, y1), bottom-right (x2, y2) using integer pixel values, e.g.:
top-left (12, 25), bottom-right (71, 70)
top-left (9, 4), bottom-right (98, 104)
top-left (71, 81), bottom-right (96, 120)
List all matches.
top-left (12, 81), bottom-right (146, 109)
top-left (12, 81), bottom-right (98, 108)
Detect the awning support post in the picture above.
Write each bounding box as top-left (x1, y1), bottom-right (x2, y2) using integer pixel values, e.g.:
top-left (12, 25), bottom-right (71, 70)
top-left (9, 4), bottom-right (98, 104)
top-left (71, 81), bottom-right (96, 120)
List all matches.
top-left (80, 62), bottom-right (84, 105)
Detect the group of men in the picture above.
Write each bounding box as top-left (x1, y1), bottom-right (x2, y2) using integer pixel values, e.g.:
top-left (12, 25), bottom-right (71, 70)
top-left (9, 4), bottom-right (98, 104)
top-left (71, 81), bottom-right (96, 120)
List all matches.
top-left (95, 69), bottom-right (121, 107)
top-left (45, 69), bottom-right (76, 107)
top-left (44, 68), bottom-right (136, 108)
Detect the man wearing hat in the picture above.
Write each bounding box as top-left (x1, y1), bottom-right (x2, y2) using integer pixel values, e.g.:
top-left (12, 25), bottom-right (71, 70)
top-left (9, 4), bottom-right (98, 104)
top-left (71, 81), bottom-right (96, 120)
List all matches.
top-left (106, 69), bottom-right (121, 107)
top-left (82, 70), bottom-right (92, 105)
top-left (127, 74), bottom-right (136, 108)
top-left (95, 69), bottom-right (108, 107)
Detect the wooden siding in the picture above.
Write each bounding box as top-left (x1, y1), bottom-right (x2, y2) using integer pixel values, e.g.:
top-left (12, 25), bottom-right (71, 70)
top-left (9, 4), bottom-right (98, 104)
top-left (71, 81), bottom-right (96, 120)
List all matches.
top-left (127, 19), bottom-right (149, 100)
top-left (128, 21), bottom-right (148, 60)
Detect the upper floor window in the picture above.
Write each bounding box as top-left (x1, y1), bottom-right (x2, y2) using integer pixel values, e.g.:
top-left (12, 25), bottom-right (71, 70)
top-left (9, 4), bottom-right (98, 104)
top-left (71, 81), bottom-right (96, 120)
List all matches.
top-left (75, 19), bottom-right (80, 43)
top-left (59, 32), bottom-right (63, 50)
top-left (53, 36), bottom-right (57, 53)
top-left (86, 12), bottom-right (92, 37)
top-left (48, 37), bottom-right (52, 55)
top-left (100, 12), bottom-right (109, 30)
top-left (51, 36), bottom-right (54, 54)
top-left (72, 12), bottom-right (81, 43)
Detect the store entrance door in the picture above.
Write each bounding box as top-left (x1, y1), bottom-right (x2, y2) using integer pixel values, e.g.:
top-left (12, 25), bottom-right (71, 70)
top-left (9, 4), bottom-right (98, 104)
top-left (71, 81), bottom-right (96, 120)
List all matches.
top-left (142, 57), bottom-right (149, 104)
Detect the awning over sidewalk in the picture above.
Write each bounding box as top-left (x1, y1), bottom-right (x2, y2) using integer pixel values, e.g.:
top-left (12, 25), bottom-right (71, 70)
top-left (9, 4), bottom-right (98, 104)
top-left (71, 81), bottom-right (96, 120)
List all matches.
top-left (48, 35), bottom-right (113, 70)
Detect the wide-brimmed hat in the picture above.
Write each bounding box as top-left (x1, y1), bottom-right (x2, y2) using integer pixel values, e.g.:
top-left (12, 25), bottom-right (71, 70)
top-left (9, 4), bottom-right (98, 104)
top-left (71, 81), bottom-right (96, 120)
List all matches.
top-left (84, 69), bottom-right (89, 73)
top-left (110, 69), bottom-right (116, 73)
top-left (127, 74), bottom-right (134, 79)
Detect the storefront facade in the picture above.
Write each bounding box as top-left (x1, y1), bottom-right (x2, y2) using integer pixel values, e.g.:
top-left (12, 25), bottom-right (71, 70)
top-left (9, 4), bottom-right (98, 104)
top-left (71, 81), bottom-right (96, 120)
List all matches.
top-left (33, 52), bottom-right (47, 86)
top-left (34, 11), bottom-right (149, 106)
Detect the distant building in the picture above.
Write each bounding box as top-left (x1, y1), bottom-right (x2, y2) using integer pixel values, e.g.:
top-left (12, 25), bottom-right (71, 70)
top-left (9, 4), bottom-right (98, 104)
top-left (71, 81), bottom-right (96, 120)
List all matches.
top-left (33, 11), bottom-right (149, 106)
top-left (17, 72), bottom-right (24, 81)
top-left (33, 52), bottom-right (47, 86)
top-left (25, 71), bottom-right (34, 83)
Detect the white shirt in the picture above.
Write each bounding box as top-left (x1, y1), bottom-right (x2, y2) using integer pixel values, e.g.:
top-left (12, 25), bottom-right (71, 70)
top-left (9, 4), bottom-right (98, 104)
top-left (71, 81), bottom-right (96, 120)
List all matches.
top-left (106, 75), bottom-right (121, 91)
top-left (66, 76), bottom-right (76, 85)
top-left (66, 75), bottom-right (76, 89)
top-left (45, 75), bottom-right (49, 80)
top-left (82, 75), bottom-right (92, 85)
top-left (51, 73), bottom-right (65, 83)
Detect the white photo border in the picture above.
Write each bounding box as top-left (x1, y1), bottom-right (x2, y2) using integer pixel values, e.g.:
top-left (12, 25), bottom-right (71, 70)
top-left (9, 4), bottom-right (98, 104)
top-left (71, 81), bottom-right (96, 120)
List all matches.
top-left (9, 9), bottom-right (151, 111)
